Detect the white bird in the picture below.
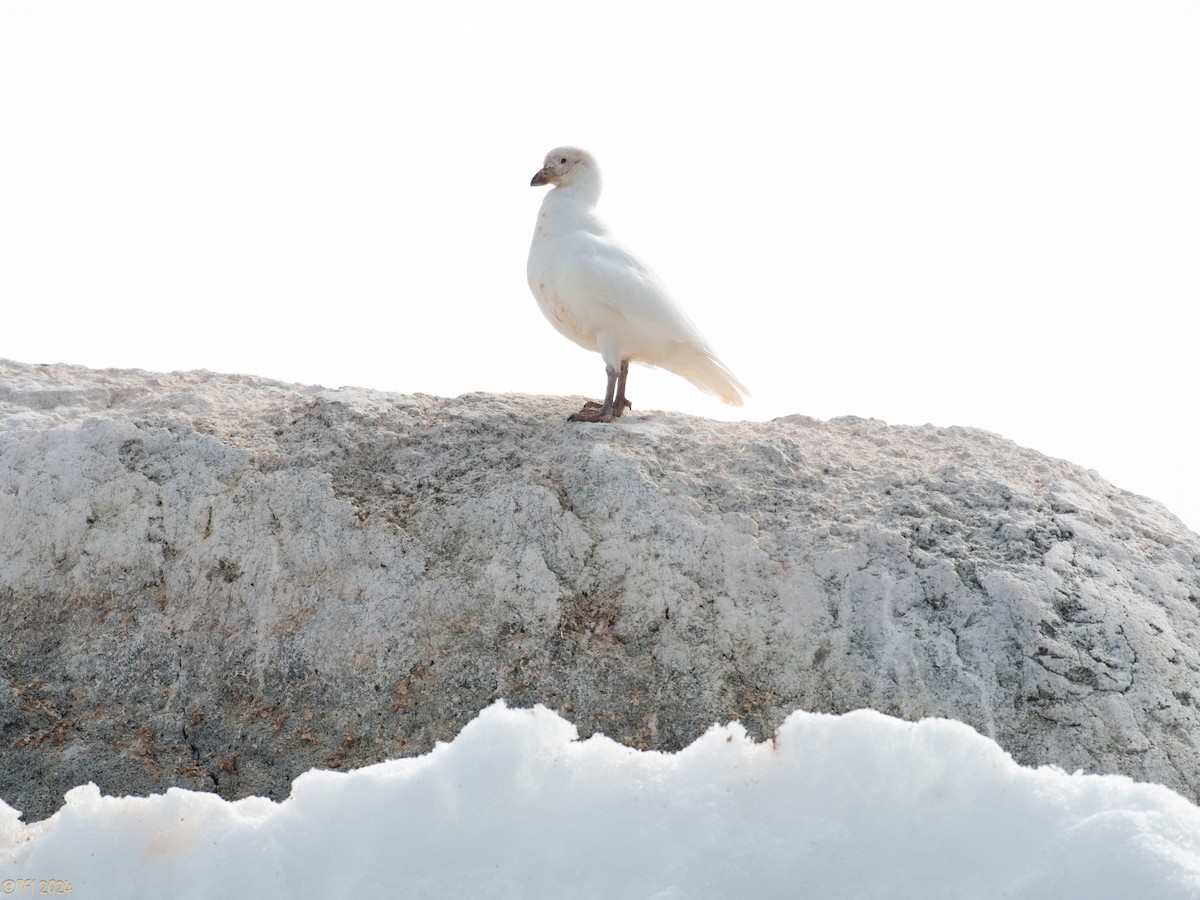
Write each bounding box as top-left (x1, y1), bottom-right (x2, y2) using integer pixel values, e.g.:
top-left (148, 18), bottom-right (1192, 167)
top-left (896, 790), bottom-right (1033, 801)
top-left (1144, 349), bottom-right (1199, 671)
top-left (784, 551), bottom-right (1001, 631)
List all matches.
top-left (527, 146), bottom-right (747, 422)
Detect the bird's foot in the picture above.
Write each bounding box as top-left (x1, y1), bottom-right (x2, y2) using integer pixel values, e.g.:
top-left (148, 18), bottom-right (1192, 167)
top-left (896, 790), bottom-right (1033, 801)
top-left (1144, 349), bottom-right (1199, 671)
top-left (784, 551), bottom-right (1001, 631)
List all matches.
top-left (568, 401), bottom-right (613, 423)
top-left (567, 397), bottom-right (631, 423)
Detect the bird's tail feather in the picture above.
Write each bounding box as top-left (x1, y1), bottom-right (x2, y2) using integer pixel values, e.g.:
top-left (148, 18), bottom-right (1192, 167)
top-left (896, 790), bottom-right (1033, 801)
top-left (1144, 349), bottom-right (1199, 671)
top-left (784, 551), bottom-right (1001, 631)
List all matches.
top-left (663, 345), bottom-right (748, 406)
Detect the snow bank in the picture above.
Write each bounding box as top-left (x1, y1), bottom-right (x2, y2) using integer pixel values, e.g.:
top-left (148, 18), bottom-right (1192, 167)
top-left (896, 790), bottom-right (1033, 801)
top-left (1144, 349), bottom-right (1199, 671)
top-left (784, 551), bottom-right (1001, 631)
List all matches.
top-left (3, 703), bottom-right (1198, 899)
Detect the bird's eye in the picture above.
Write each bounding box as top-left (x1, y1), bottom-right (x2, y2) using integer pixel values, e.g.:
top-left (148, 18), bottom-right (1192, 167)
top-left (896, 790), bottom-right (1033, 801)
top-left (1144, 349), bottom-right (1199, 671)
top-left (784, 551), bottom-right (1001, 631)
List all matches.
top-left (560, 157), bottom-right (568, 165)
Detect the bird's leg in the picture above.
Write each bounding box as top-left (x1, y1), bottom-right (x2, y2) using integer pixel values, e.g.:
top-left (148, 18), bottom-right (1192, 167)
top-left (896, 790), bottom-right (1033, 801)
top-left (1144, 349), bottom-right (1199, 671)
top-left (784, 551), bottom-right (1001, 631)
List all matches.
top-left (612, 359), bottom-right (632, 415)
top-left (569, 364), bottom-right (619, 422)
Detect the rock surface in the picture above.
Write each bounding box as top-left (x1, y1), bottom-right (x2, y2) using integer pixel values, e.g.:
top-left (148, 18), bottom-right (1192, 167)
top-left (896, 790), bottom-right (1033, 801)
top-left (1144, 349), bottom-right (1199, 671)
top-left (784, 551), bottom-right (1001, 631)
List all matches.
top-left (2, 358), bottom-right (1199, 822)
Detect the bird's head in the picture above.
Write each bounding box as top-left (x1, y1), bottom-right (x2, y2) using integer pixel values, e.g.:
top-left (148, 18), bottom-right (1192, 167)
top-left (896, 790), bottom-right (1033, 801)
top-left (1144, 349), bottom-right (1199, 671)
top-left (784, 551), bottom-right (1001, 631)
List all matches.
top-left (530, 147), bottom-right (596, 188)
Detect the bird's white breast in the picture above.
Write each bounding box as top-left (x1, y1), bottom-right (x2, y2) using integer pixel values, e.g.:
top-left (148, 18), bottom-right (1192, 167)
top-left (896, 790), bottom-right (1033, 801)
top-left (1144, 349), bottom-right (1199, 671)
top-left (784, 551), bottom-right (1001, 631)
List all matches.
top-left (527, 201), bottom-right (614, 353)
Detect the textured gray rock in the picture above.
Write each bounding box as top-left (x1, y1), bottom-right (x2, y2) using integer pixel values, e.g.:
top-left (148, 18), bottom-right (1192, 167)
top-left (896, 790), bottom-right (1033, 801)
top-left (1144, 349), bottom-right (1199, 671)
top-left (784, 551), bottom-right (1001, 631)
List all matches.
top-left (2, 358), bottom-right (1199, 822)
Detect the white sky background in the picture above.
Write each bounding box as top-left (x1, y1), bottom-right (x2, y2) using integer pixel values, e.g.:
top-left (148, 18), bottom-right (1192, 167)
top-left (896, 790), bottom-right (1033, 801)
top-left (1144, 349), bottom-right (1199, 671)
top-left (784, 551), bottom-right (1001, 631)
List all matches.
top-left (2, 2), bottom-right (1197, 532)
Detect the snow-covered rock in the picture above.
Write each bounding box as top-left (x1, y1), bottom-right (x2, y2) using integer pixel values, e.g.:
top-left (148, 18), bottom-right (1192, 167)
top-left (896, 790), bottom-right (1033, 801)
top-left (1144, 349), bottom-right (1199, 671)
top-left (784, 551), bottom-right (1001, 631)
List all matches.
top-left (2, 358), bottom-right (1199, 822)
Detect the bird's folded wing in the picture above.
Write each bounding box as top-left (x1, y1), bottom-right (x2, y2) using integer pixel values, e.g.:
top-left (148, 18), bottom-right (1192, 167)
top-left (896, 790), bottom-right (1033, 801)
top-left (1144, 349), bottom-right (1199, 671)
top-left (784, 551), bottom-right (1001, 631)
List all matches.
top-left (567, 234), bottom-right (714, 350)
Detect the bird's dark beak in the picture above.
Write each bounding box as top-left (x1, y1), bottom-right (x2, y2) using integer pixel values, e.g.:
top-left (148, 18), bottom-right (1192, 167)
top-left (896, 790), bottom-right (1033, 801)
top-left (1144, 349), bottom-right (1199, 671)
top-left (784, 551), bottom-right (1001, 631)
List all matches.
top-left (530, 168), bottom-right (551, 187)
